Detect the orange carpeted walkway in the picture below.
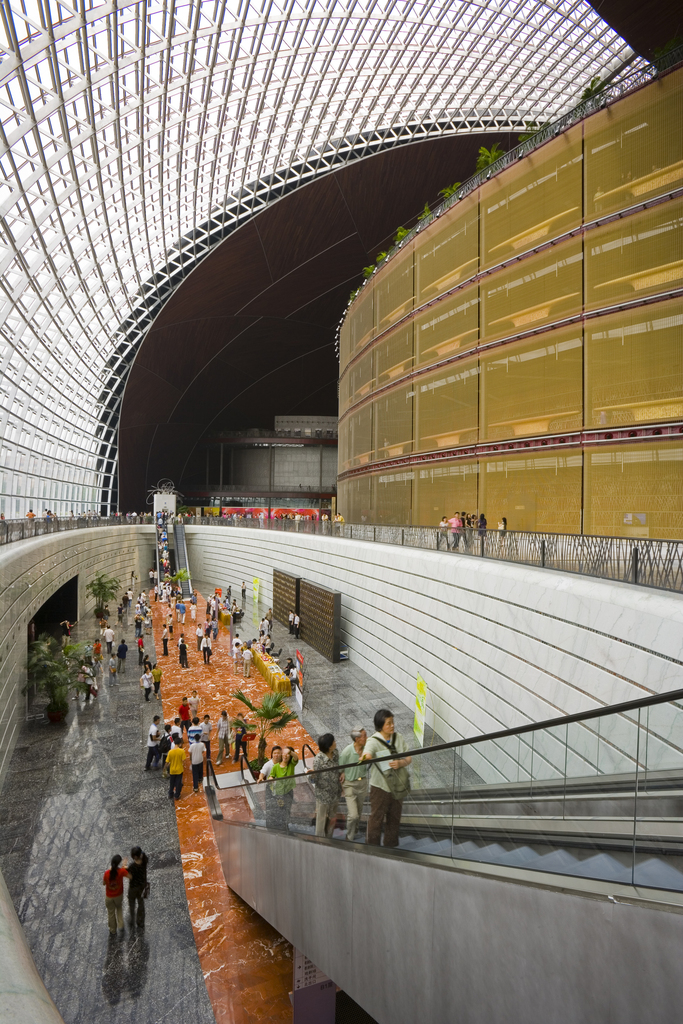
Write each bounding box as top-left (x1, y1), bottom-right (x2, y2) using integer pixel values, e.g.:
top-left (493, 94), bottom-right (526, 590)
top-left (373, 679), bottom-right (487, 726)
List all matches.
top-left (151, 589), bottom-right (318, 1023)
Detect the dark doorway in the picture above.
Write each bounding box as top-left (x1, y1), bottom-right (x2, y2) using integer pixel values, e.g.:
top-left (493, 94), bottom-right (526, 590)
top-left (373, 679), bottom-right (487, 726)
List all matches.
top-left (29, 576), bottom-right (79, 643)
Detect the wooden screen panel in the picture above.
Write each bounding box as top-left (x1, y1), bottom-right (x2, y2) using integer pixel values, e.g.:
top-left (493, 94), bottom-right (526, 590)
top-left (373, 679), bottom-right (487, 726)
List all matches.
top-left (299, 580), bottom-right (341, 663)
top-left (273, 570), bottom-right (300, 628)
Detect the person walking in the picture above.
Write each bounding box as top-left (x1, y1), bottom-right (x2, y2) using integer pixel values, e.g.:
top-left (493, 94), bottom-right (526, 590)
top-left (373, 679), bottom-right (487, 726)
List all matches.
top-left (200, 714), bottom-right (212, 764)
top-left (177, 600), bottom-right (186, 624)
top-left (310, 734), bottom-right (342, 838)
top-left (145, 716), bottom-right (162, 770)
top-left (103, 854), bottom-right (130, 935)
top-left (189, 733), bottom-right (206, 793)
top-left (162, 625), bottom-right (169, 657)
top-left (108, 654), bottom-right (118, 685)
top-left (188, 689), bottom-right (200, 719)
top-left (362, 709), bottom-right (411, 848)
top-left (195, 623), bottom-right (203, 651)
top-left (232, 721), bottom-right (250, 763)
top-left (140, 668), bottom-right (154, 702)
top-left (201, 633), bottom-right (212, 664)
top-left (103, 624), bottom-right (115, 655)
top-left (241, 580), bottom-right (246, 604)
top-left (178, 635), bottom-right (189, 668)
top-left (216, 710), bottom-right (231, 765)
top-left (167, 738), bottom-right (186, 801)
top-left (243, 644), bottom-right (253, 678)
top-left (137, 636), bottom-right (145, 666)
top-left (127, 847), bottom-right (148, 928)
top-left (151, 663), bottom-right (162, 700)
top-left (339, 727), bottom-right (369, 841)
top-left (178, 697), bottom-right (191, 735)
top-left (116, 639), bottom-right (127, 675)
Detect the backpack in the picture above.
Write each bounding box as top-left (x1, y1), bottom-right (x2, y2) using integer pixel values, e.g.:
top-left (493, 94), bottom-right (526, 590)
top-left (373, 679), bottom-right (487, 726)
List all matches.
top-left (158, 735), bottom-right (172, 755)
top-left (374, 734), bottom-right (411, 802)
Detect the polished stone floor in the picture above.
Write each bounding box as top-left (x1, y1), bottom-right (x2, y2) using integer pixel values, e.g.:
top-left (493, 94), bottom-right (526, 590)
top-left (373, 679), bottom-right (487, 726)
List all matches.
top-left (0, 611), bottom-right (217, 1024)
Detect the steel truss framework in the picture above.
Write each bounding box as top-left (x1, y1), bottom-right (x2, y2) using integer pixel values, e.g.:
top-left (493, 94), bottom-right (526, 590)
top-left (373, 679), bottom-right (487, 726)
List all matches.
top-left (0, 0), bottom-right (634, 514)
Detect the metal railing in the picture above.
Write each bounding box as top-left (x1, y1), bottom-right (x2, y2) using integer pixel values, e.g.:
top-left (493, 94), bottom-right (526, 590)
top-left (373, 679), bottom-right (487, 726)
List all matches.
top-left (188, 516), bottom-right (683, 593)
top-left (0, 514), bottom-right (154, 545)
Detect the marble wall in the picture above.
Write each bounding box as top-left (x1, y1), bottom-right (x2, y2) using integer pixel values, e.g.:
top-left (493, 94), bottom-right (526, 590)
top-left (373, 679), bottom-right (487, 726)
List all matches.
top-left (186, 525), bottom-right (683, 781)
top-left (0, 525), bottom-right (153, 788)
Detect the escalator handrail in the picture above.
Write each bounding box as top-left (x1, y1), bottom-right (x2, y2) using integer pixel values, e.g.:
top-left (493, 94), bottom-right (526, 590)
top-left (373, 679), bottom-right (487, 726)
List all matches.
top-left (234, 684), bottom-right (683, 786)
top-left (206, 757), bottom-right (219, 788)
top-left (301, 742), bottom-right (317, 768)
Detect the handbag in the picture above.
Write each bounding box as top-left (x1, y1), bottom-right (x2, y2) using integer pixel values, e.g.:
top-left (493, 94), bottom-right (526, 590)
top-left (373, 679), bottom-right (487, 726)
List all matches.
top-left (375, 734), bottom-right (411, 802)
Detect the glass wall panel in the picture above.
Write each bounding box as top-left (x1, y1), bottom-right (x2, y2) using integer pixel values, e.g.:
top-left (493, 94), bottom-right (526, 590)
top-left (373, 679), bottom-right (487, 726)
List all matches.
top-left (340, 403), bottom-right (373, 471)
top-left (375, 245), bottom-right (414, 332)
top-left (585, 198), bottom-right (683, 310)
top-left (339, 368), bottom-right (351, 416)
top-left (338, 473), bottom-right (374, 522)
top-left (350, 282), bottom-right (375, 357)
top-left (415, 195), bottom-right (479, 302)
top-left (349, 348), bottom-right (375, 408)
top-left (481, 238), bottom-right (583, 343)
top-left (374, 322), bottom-right (414, 389)
top-left (415, 285), bottom-right (479, 368)
top-left (585, 65), bottom-right (683, 220)
top-left (414, 460), bottom-right (479, 524)
top-left (480, 327), bottom-right (583, 441)
top-left (375, 469), bottom-right (413, 524)
top-left (415, 358), bottom-right (479, 452)
top-left (480, 126), bottom-right (583, 268)
top-left (479, 451), bottom-right (583, 533)
top-left (374, 385), bottom-right (414, 461)
top-left (585, 299), bottom-right (683, 427)
top-left (339, 318), bottom-right (352, 375)
top-left (584, 441), bottom-right (683, 539)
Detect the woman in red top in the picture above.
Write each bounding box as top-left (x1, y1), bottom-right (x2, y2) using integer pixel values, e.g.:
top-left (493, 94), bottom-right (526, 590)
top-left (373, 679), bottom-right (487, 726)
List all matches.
top-left (103, 854), bottom-right (130, 935)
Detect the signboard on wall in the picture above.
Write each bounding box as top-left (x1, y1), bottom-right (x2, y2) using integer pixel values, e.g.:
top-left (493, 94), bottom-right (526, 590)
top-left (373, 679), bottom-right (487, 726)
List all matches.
top-left (414, 674), bottom-right (428, 746)
top-left (294, 649), bottom-right (304, 710)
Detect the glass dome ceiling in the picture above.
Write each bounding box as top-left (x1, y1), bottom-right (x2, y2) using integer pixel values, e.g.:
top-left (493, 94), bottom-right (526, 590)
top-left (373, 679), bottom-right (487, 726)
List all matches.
top-left (0, 0), bottom-right (634, 514)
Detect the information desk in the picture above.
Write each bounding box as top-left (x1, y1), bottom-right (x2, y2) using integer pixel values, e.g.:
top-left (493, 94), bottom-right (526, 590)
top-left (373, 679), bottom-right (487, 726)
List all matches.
top-left (252, 647), bottom-right (291, 696)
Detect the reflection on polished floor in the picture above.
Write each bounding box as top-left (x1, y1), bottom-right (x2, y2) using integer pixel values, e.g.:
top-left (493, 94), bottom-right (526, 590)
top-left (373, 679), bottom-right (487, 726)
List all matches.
top-left (0, 612), bottom-right (216, 1024)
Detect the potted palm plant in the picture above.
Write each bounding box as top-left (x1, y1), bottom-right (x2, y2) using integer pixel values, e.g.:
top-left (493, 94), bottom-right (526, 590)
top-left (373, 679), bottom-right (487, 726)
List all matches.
top-left (85, 570), bottom-right (121, 618)
top-left (24, 634), bottom-right (88, 722)
top-left (231, 689), bottom-right (299, 772)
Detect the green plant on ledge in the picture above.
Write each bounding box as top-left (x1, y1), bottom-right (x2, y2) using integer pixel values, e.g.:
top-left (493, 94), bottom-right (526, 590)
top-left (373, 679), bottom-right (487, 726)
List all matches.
top-left (517, 122), bottom-right (548, 143)
top-left (475, 143), bottom-right (506, 172)
top-left (24, 634), bottom-right (88, 719)
top-left (393, 226), bottom-right (409, 244)
top-left (438, 182), bottom-right (461, 199)
top-left (581, 76), bottom-right (604, 100)
top-left (85, 570), bottom-right (121, 617)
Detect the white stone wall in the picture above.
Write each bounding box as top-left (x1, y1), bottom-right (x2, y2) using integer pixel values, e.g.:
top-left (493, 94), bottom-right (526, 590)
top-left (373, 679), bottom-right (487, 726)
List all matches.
top-left (0, 525), bottom-right (153, 787)
top-left (186, 525), bottom-right (683, 782)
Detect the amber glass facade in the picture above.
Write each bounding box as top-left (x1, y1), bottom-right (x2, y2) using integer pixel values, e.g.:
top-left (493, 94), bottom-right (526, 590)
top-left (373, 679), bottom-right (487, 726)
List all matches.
top-left (338, 68), bottom-right (683, 537)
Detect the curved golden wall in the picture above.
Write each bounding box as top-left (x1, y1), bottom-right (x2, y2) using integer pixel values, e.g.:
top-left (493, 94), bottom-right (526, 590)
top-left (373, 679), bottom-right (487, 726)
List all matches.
top-left (337, 65), bottom-right (683, 538)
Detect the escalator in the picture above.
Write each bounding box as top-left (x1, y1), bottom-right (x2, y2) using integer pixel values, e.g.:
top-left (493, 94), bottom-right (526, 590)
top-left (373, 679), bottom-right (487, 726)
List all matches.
top-left (207, 687), bottom-right (683, 1024)
top-left (172, 522), bottom-right (192, 597)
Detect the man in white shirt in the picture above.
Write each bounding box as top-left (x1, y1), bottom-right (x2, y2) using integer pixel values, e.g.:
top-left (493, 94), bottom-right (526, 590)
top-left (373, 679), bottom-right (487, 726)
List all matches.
top-left (103, 625), bottom-right (115, 655)
top-left (243, 646), bottom-right (253, 678)
top-left (171, 718), bottom-right (183, 744)
top-left (258, 745), bottom-right (282, 782)
top-left (189, 737), bottom-right (206, 793)
top-left (196, 623), bottom-right (204, 651)
top-left (145, 716), bottom-right (162, 771)
top-left (216, 710), bottom-right (231, 765)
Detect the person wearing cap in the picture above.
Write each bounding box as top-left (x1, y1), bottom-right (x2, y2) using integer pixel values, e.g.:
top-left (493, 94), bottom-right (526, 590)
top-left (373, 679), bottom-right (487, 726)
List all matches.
top-left (339, 727), bottom-right (368, 841)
